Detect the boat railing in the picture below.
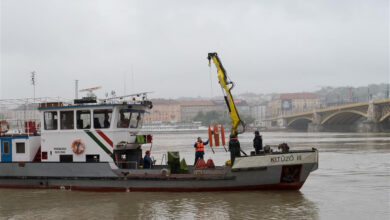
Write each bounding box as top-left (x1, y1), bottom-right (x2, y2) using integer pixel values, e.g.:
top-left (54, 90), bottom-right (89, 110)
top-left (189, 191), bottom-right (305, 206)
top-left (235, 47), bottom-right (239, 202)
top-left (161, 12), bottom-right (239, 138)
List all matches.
top-left (0, 97), bottom-right (73, 136)
top-left (0, 118), bottom-right (41, 136)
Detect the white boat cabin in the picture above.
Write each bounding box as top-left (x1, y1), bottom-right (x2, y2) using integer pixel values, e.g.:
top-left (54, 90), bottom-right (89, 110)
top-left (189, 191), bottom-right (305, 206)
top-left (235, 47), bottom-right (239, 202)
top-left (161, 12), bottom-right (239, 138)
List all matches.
top-left (39, 97), bottom-right (153, 167)
top-left (0, 95), bottom-right (153, 168)
top-left (0, 135), bottom-right (41, 163)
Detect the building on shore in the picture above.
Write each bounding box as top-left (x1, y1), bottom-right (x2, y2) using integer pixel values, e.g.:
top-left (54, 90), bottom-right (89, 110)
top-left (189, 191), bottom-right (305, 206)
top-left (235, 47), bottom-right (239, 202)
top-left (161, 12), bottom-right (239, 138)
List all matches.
top-left (249, 102), bottom-right (267, 127)
top-left (179, 100), bottom-right (217, 122)
top-left (266, 93), bottom-right (320, 118)
top-left (143, 98), bottom-right (251, 123)
top-left (180, 99), bottom-right (250, 122)
top-left (143, 99), bottom-right (181, 123)
top-left (235, 99), bottom-right (250, 116)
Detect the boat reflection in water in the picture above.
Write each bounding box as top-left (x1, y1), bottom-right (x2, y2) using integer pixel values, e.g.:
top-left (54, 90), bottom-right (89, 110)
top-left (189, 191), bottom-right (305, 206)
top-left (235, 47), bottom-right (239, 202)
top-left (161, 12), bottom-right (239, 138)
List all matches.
top-left (0, 189), bottom-right (318, 219)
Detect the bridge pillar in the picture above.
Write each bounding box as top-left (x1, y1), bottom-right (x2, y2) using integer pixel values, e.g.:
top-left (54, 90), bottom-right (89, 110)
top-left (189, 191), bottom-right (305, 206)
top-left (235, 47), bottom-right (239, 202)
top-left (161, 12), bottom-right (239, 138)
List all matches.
top-left (277, 118), bottom-right (287, 128)
top-left (359, 100), bottom-right (381, 132)
top-left (308, 112), bottom-right (324, 132)
top-left (366, 100), bottom-right (377, 122)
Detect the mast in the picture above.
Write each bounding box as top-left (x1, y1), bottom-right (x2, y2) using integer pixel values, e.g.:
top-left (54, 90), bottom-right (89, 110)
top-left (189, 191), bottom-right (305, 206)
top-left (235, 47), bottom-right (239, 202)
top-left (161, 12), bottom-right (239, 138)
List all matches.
top-left (31, 71), bottom-right (36, 103)
top-left (75, 80), bottom-right (79, 99)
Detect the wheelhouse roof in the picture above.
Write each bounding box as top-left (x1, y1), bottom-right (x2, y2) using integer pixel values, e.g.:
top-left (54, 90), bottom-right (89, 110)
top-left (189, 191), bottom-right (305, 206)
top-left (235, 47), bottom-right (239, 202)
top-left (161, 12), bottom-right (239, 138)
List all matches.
top-left (38, 102), bottom-right (150, 111)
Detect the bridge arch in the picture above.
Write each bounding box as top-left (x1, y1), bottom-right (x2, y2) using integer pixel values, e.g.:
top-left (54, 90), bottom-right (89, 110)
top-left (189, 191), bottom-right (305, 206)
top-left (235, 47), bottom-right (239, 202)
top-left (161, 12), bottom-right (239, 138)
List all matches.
top-left (379, 112), bottom-right (390, 122)
top-left (287, 117), bottom-right (313, 130)
top-left (321, 110), bottom-right (367, 125)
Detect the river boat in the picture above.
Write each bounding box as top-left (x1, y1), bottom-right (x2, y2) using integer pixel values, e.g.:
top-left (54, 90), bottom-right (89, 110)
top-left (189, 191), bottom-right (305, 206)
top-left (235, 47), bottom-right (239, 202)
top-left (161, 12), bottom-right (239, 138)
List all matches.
top-left (0, 53), bottom-right (318, 192)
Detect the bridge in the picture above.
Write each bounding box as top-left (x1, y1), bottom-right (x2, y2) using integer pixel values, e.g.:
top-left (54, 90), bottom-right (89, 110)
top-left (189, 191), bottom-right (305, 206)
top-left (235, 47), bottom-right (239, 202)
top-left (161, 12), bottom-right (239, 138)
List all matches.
top-left (267, 99), bottom-right (390, 132)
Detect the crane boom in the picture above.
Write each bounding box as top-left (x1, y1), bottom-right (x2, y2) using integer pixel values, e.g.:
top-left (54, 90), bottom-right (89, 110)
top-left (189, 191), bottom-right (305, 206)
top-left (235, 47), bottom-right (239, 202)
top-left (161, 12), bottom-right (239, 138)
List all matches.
top-left (207, 52), bottom-right (245, 135)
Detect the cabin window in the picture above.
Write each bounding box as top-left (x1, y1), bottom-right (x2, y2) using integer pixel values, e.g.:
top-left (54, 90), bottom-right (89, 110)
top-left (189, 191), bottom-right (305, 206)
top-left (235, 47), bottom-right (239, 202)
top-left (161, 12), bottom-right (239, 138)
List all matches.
top-left (60, 111), bottom-right (74, 130)
top-left (136, 113), bottom-right (144, 127)
top-left (3, 142), bottom-right (9, 154)
top-left (129, 113), bottom-right (138, 128)
top-left (93, 109), bottom-right (112, 129)
top-left (16, 143), bottom-right (25, 154)
top-left (117, 109), bottom-right (131, 128)
top-left (60, 155), bottom-right (73, 162)
top-left (117, 109), bottom-right (144, 129)
top-left (76, 110), bottom-right (91, 129)
top-left (44, 111), bottom-right (58, 130)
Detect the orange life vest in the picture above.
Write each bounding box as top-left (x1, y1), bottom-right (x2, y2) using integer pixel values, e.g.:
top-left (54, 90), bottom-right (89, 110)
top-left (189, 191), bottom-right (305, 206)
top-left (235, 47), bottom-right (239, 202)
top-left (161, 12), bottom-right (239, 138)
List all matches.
top-left (195, 142), bottom-right (204, 152)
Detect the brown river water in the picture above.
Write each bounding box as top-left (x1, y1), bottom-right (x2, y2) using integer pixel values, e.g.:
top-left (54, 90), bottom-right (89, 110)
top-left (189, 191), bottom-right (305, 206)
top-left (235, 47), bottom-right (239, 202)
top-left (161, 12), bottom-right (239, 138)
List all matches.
top-left (0, 132), bottom-right (389, 219)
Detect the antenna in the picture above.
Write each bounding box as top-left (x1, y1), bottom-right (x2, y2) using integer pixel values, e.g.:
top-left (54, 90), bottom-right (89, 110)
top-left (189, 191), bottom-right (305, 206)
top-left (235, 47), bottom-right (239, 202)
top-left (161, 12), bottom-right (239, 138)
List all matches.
top-left (75, 80), bottom-right (79, 99)
top-left (101, 91), bottom-right (153, 102)
top-left (79, 86), bottom-right (101, 98)
top-left (31, 71), bottom-right (36, 103)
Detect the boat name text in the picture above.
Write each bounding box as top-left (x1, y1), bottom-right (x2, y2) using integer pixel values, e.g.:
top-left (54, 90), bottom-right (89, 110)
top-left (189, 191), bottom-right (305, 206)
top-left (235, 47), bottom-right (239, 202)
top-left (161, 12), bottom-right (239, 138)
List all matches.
top-left (270, 155), bottom-right (302, 163)
top-left (54, 147), bottom-right (66, 154)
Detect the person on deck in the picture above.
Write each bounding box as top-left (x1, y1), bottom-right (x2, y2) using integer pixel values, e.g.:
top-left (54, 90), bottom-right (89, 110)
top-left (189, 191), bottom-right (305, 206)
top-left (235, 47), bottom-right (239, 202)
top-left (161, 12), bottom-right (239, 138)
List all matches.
top-left (229, 134), bottom-right (241, 164)
top-left (194, 137), bottom-right (209, 165)
top-left (143, 150), bottom-right (152, 169)
top-left (94, 118), bottom-right (101, 128)
top-left (104, 113), bottom-right (110, 128)
top-left (253, 131), bottom-right (263, 154)
top-left (118, 113), bottom-right (129, 128)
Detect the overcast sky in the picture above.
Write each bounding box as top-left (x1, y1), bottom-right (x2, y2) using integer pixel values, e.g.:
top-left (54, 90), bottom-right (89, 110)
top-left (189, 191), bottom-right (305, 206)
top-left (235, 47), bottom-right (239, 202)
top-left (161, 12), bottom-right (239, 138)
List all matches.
top-left (0, 0), bottom-right (388, 99)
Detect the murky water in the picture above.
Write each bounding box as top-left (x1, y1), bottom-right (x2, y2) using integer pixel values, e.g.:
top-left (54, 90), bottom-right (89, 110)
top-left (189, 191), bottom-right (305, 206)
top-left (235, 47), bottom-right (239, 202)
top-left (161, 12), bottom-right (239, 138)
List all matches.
top-left (0, 132), bottom-right (389, 219)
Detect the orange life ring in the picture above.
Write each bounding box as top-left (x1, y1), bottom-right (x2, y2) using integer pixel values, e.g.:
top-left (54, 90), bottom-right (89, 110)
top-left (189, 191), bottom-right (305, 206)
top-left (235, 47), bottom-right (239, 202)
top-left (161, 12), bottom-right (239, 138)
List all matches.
top-left (71, 139), bottom-right (86, 154)
top-left (0, 120), bottom-right (10, 134)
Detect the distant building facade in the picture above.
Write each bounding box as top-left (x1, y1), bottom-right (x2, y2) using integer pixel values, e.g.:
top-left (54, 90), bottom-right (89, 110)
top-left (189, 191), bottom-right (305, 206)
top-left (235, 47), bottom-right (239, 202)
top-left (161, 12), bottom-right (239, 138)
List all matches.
top-left (180, 99), bottom-right (250, 122)
top-left (144, 99), bottom-right (181, 123)
top-left (143, 98), bottom-right (251, 123)
top-left (180, 101), bottom-right (216, 122)
top-left (249, 103), bottom-right (267, 127)
top-left (266, 93), bottom-right (320, 118)
top-left (235, 99), bottom-right (250, 116)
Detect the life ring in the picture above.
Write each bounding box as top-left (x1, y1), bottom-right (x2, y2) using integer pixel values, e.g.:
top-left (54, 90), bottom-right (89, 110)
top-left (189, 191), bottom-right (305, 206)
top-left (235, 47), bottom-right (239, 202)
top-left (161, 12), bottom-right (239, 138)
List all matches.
top-left (0, 120), bottom-right (10, 134)
top-left (160, 168), bottom-right (170, 176)
top-left (71, 139), bottom-right (86, 154)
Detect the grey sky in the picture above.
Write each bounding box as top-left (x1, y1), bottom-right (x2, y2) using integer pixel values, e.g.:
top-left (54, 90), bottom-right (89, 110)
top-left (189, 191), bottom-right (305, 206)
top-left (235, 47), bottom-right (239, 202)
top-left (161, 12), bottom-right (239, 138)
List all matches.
top-left (0, 0), bottom-right (388, 99)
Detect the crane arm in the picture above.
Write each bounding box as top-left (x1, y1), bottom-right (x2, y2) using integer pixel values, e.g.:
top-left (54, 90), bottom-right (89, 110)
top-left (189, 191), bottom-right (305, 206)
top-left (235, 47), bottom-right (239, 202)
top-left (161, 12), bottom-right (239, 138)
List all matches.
top-left (207, 52), bottom-right (245, 135)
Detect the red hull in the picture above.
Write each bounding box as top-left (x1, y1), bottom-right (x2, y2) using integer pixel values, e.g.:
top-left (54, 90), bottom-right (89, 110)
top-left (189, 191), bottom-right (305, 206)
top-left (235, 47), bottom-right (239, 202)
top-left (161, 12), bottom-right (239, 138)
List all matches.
top-left (0, 181), bottom-right (305, 192)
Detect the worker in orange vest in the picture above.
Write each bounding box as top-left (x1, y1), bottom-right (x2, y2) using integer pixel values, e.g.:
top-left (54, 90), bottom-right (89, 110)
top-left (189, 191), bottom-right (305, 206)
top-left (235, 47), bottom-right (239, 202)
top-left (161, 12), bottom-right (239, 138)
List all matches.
top-left (194, 137), bottom-right (209, 165)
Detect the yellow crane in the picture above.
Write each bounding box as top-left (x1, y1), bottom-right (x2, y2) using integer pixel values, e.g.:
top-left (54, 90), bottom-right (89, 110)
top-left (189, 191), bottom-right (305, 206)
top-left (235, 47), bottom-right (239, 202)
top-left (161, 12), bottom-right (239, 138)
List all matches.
top-left (207, 52), bottom-right (245, 136)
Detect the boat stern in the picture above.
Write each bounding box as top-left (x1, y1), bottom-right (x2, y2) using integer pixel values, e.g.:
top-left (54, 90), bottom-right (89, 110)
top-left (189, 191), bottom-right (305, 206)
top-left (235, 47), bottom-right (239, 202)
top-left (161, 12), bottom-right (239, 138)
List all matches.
top-left (231, 149), bottom-right (319, 190)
